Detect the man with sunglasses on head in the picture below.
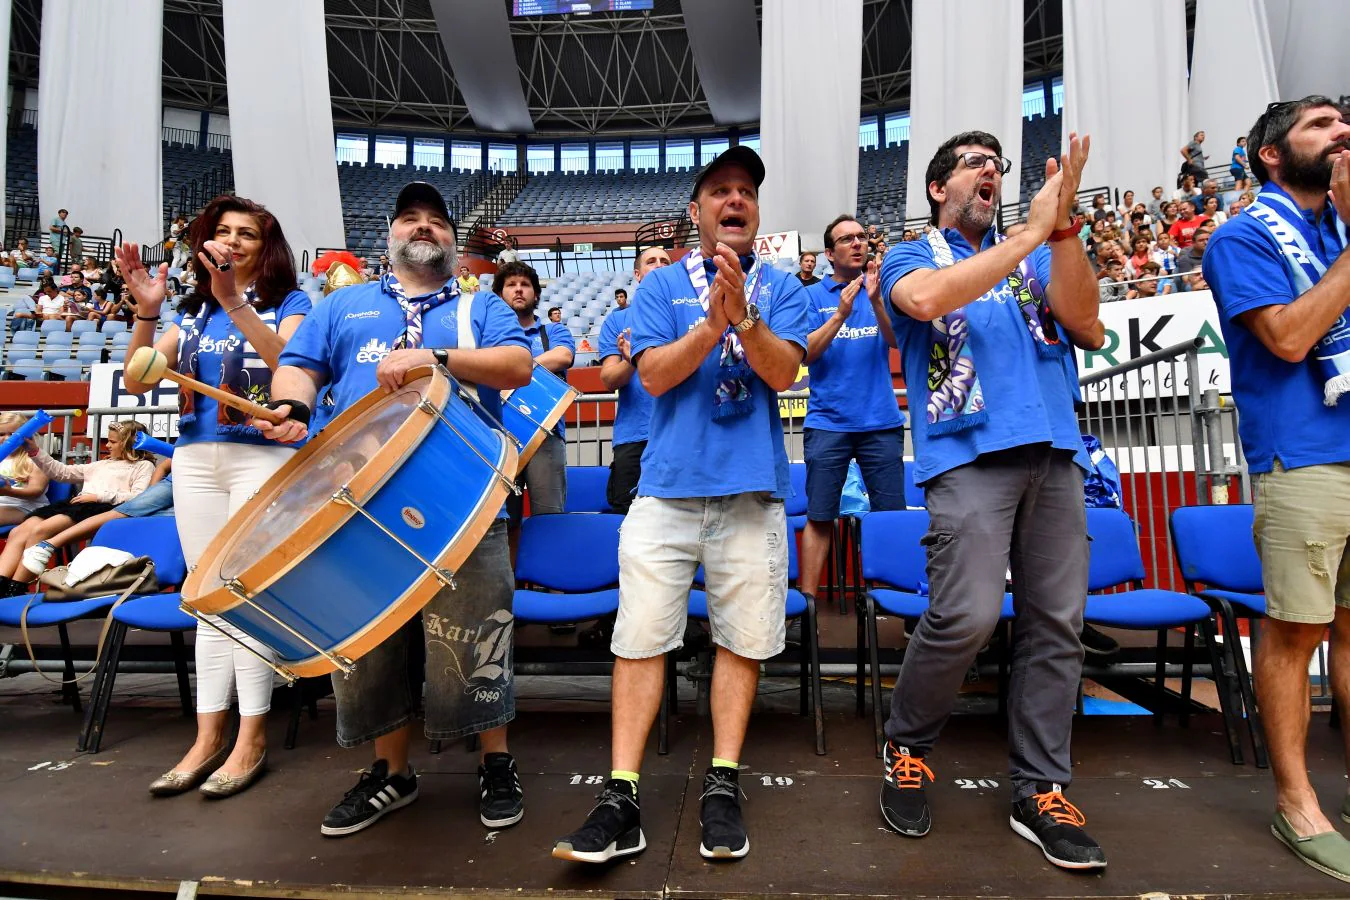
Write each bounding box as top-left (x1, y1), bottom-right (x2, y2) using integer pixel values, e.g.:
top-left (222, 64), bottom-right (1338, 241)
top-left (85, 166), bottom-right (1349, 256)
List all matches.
top-left (1203, 96), bottom-right (1350, 881)
top-left (876, 131), bottom-right (1107, 871)
top-left (797, 215), bottom-right (905, 628)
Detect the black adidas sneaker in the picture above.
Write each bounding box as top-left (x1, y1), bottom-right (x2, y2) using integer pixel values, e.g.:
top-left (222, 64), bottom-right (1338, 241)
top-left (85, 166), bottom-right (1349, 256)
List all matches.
top-left (320, 759), bottom-right (419, 837)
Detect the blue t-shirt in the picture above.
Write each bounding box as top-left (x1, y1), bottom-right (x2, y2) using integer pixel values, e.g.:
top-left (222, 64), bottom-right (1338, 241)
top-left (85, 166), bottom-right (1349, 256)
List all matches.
top-left (598, 304), bottom-right (653, 446)
top-left (629, 260), bottom-right (809, 498)
top-left (176, 289), bottom-right (311, 448)
top-left (518, 310), bottom-right (576, 437)
top-left (879, 229), bottom-right (1088, 484)
top-left (1231, 145), bottom-right (1248, 170)
top-left (804, 276), bottom-right (905, 432)
top-left (1203, 185), bottom-right (1350, 473)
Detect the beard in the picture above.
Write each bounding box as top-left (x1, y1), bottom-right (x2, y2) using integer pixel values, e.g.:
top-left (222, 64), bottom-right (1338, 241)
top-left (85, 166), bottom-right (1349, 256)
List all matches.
top-left (1278, 140), bottom-right (1350, 192)
top-left (950, 189), bottom-right (997, 236)
top-left (388, 235), bottom-right (456, 279)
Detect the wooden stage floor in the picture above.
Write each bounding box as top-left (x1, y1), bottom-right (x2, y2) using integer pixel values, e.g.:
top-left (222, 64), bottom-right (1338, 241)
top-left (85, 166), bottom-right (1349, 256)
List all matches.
top-left (1, 679), bottom-right (1348, 900)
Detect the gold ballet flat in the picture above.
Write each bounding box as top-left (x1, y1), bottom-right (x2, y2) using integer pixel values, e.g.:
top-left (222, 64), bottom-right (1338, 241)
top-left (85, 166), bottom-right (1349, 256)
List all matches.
top-left (199, 751), bottom-right (267, 799)
top-left (148, 743), bottom-right (230, 796)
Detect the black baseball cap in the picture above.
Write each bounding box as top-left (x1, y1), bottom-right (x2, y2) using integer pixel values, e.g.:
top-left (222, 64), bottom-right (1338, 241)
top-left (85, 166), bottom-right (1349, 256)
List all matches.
top-left (394, 182), bottom-right (457, 237)
top-left (689, 146), bottom-right (765, 201)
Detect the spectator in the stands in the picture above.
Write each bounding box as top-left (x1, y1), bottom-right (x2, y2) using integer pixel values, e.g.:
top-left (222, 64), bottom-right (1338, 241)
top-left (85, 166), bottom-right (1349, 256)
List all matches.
top-left (35, 278), bottom-right (75, 330)
top-left (1201, 194), bottom-right (1227, 226)
top-left (1152, 231), bottom-right (1180, 279)
top-left (10, 238), bottom-right (34, 269)
top-left (169, 215), bottom-right (190, 270)
top-left (1089, 193), bottom-right (1109, 221)
top-left (613, 288), bottom-right (627, 308)
top-left (1097, 257), bottom-right (1127, 302)
top-left (1125, 235), bottom-right (1153, 278)
top-left (866, 223), bottom-right (881, 257)
top-left (0, 420), bottom-right (154, 598)
top-left (1230, 135), bottom-right (1250, 188)
top-left (874, 234), bottom-right (888, 259)
top-left (457, 264), bottom-right (479, 294)
top-left (901, 229), bottom-right (917, 242)
top-left (82, 256), bottom-right (103, 282)
top-left (797, 250), bottom-right (821, 286)
top-left (100, 258), bottom-right (125, 299)
top-left (1126, 261), bottom-right (1172, 298)
top-left (0, 413), bottom-right (50, 527)
top-left (1199, 178), bottom-right (1221, 211)
top-left (1146, 185), bottom-right (1166, 220)
top-left (68, 227), bottom-right (84, 262)
top-left (1156, 200), bottom-right (1180, 237)
top-left (1127, 210), bottom-right (1152, 241)
top-left (1180, 130), bottom-right (1208, 182)
top-left (48, 208), bottom-right (69, 257)
top-left (547, 306), bottom-right (563, 324)
top-left (1168, 200), bottom-right (1208, 249)
top-left (376, 253), bottom-right (391, 276)
top-left (1115, 190), bottom-right (1136, 218)
top-left (1174, 173), bottom-right (1201, 202)
top-left (497, 237), bottom-right (520, 265)
top-left (1087, 219), bottom-right (1109, 261)
top-left (1175, 219), bottom-right (1215, 286)
top-left (10, 291), bottom-right (37, 331)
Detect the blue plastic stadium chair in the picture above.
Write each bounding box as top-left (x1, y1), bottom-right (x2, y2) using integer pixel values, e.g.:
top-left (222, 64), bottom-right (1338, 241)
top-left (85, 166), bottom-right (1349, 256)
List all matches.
top-left (10, 359), bottom-right (45, 380)
top-left (16, 266), bottom-right (38, 282)
top-left (12, 330), bottom-right (40, 348)
top-left (110, 330), bottom-right (131, 347)
top-left (785, 462), bottom-right (808, 516)
top-left (0, 517), bottom-right (186, 722)
top-left (904, 466), bottom-right (925, 509)
top-left (513, 513), bottom-right (622, 625)
top-left (0, 269), bottom-right (15, 290)
top-left (563, 465), bottom-right (612, 513)
top-left (1170, 504), bottom-right (1266, 766)
top-left (40, 318), bottom-right (66, 334)
top-left (76, 331), bottom-right (107, 348)
top-left (1084, 508), bottom-right (1244, 762)
top-left (44, 330), bottom-right (74, 348)
top-left (50, 362), bottom-right (84, 381)
top-left (101, 321), bottom-right (128, 337)
top-left (858, 508), bottom-right (1015, 754)
top-left (70, 319), bottom-right (96, 335)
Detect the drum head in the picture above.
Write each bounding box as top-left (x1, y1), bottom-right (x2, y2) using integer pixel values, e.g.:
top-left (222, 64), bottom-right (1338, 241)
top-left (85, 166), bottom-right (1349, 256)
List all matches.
top-left (187, 372), bottom-right (445, 599)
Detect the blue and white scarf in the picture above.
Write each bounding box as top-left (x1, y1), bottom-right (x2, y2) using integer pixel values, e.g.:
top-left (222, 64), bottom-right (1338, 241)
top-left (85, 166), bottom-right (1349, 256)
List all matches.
top-left (383, 273), bottom-right (458, 350)
top-left (177, 288), bottom-right (277, 437)
top-left (1246, 189), bottom-right (1350, 405)
top-left (683, 248), bottom-right (764, 422)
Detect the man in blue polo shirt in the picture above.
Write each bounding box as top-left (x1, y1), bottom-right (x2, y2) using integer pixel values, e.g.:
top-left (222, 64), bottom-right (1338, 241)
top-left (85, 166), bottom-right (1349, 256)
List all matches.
top-left (553, 146), bottom-right (807, 865)
top-left (799, 213), bottom-right (905, 615)
top-left (496, 261), bottom-right (575, 551)
top-left (598, 245), bottom-right (671, 512)
top-left (257, 182), bottom-right (533, 841)
top-left (876, 130), bottom-right (1107, 871)
top-left (1203, 96), bottom-right (1350, 881)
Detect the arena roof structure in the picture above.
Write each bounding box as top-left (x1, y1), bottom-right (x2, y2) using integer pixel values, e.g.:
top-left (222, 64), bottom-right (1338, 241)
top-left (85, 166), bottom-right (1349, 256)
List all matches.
top-left (6, 0), bottom-right (1193, 139)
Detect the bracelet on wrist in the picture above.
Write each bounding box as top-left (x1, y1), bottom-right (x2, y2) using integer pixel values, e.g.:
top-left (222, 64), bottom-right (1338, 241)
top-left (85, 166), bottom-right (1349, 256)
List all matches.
top-left (135, 314), bottom-right (159, 322)
top-left (224, 298), bottom-right (251, 314)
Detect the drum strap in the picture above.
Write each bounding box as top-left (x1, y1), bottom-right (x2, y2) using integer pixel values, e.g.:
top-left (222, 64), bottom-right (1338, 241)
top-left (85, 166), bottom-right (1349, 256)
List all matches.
top-left (538, 319), bottom-right (551, 352)
top-left (456, 292), bottom-right (480, 401)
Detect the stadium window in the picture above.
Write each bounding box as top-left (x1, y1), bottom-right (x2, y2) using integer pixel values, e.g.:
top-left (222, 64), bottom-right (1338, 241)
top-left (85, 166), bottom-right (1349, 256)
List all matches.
top-left (859, 119), bottom-right (879, 150)
top-left (488, 143), bottom-right (517, 173)
top-left (374, 135), bottom-right (407, 166)
top-left (1022, 84), bottom-right (1046, 119)
top-left (412, 138), bottom-right (444, 169)
top-left (739, 134), bottom-right (761, 152)
top-left (596, 141), bottom-right (624, 171)
top-left (336, 133), bottom-right (368, 166)
top-left (700, 138), bottom-right (729, 165)
top-left (882, 114), bottom-right (909, 146)
top-left (527, 143), bottom-right (555, 174)
top-left (631, 140), bottom-right (659, 170)
top-left (665, 138), bottom-right (694, 170)
top-left (560, 143), bottom-right (589, 173)
top-left (450, 141), bottom-right (482, 172)
top-left (1052, 77), bottom-right (1064, 114)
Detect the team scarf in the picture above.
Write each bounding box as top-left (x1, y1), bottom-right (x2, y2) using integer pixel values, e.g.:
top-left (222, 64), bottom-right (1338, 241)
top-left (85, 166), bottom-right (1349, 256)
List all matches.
top-left (383, 272), bottom-right (459, 350)
top-left (683, 248), bottom-right (764, 422)
top-left (1245, 187), bottom-right (1350, 406)
top-left (924, 228), bottom-right (1065, 435)
top-left (176, 288), bottom-right (278, 437)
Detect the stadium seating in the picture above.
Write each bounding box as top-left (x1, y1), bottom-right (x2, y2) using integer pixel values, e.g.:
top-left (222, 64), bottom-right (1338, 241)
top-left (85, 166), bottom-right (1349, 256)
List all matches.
top-left (500, 169), bottom-right (694, 226)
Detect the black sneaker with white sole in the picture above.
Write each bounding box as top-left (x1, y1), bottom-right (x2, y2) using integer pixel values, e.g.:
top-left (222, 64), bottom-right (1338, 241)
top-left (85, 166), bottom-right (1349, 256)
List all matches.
top-left (700, 766), bottom-right (749, 859)
top-left (320, 759), bottom-right (419, 837)
top-left (1010, 784), bottom-right (1107, 870)
top-left (1080, 624), bottom-right (1120, 657)
top-left (879, 740), bottom-right (933, 837)
top-left (479, 752), bottom-right (524, 828)
top-left (553, 778), bottom-right (646, 863)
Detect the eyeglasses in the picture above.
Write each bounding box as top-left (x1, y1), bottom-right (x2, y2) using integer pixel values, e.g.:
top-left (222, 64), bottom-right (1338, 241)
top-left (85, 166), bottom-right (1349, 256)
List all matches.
top-left (957, 152), bottom-right (1013, 174)
top-left (830, 233), bottom-right (867, 247)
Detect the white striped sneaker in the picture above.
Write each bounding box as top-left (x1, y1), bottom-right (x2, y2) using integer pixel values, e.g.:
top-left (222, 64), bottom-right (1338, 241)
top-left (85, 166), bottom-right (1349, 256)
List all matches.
top-left (320, 759), bottom-right (420, 837)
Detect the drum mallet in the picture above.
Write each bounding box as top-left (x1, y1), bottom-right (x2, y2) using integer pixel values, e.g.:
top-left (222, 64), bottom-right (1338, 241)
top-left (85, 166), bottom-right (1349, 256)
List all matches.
top-left (125, 347), bottom-right (286, 426)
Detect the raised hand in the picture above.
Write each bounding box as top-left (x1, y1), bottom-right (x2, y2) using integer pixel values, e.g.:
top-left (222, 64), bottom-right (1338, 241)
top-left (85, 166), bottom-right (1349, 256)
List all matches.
top-left (617, 328), bottom-right (632, 362)
top-left (863, 259), bottom-right (881, 303)
top-left (114, 242), bottom-right (167, 317)
top-left (1055, 131), bottom-right (1092, 228)
top-left (838, 275), bottom-right (863, 319)
top-left (1332, 150), bottom-right (1350, 227)
top-left (1028, 163), bottom-right (1066, 243)
top-left (198, 240), bottom-right (240, 304)
top-left (712, 242), bottom-right (748, 325)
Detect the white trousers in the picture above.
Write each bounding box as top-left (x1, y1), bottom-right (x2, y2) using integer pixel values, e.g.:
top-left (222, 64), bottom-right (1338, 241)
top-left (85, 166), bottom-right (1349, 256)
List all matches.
top-left (172, 441), bottom-right (294, 716)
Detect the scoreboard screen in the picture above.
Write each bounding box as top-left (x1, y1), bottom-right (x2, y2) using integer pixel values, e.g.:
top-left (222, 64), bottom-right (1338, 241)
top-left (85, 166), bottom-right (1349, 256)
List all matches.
top-left (513, 1), bottom-right (653, 15)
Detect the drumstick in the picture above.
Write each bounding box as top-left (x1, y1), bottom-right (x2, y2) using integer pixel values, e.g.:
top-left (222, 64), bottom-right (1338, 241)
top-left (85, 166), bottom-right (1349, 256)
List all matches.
top-left (125, 346), bottom-right (286, 426)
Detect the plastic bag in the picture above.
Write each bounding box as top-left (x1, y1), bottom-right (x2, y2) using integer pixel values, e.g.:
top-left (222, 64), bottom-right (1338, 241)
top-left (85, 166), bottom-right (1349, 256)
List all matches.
top-left (839, 460), bottom-right (870, 516)
top-left (1081, 434), bottom-right (1123, 509)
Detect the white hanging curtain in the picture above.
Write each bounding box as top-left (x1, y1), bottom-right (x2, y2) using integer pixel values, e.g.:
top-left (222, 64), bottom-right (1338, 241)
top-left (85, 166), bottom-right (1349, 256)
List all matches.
top-left (1189, 0), bottom-right (1277, 173)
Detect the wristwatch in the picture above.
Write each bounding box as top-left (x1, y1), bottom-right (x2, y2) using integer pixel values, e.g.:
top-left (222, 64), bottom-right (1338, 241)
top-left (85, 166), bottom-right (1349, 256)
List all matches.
top-left (1048, 215), bottom-right (1084, 243)
top-left (732, 303), bottom-right (761, 334)
top-left (431, 349), bottom-right (449, 368)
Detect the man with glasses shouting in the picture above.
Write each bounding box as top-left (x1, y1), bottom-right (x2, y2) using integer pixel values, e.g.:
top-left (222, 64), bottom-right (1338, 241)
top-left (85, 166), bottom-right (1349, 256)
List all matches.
top-left (875, 131), bottom-right (1107, 871)
top-left (797, 215), bottom-right (905, 623)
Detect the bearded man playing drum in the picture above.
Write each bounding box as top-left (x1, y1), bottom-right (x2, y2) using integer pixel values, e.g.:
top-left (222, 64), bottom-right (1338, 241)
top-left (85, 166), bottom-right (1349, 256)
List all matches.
top-left (256, 182), bottom-right (534, 837)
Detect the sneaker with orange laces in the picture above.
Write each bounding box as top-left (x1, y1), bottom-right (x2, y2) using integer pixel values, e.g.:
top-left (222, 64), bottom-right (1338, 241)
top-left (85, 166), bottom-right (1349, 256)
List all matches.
top-left (879, 741), bottom-right (934, 837)
top-left (1010, 783), bottom-right (1107, 870)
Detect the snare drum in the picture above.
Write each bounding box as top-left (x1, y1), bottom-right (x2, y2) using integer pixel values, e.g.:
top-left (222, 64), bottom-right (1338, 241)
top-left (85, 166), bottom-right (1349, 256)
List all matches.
top-left (181, 366), bottom-right (516, 679)
top-left (499, 362), bottom-right (579, 474)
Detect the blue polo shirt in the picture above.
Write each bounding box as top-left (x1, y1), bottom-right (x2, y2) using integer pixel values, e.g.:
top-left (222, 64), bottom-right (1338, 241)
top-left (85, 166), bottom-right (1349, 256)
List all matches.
top-left (1203, 185), bottom-right (1350, 473)
top-left (598, 304), bottom-right (652, 446)
top-left (629, 259), bottom-right (809, 498)
top-left (517, 309), bottom-right (575, 437)
top-left (176, 290), bottom-right (311, 448)
top-left (804, 276), bottom-right (904, 432)
top-left (279, 278), bottom-right (528, 436)
top-left (879, 229), bottom-right (1087, 484)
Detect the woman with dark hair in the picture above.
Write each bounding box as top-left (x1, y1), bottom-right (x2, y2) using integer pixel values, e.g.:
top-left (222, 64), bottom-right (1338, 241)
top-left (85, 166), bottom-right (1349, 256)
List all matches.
top-left (114, 194), bottom-right (310, 800)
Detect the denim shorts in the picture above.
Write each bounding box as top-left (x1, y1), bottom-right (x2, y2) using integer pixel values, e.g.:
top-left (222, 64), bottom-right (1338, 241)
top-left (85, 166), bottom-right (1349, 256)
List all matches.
top-left (803, 427), bottom-right (906, 521)
top-left (332, 521), bottom-right (515, 746)
top-left (114, 479), bottom-right (175, 518)
top-left (612, 493), bottom-right (788, 660)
